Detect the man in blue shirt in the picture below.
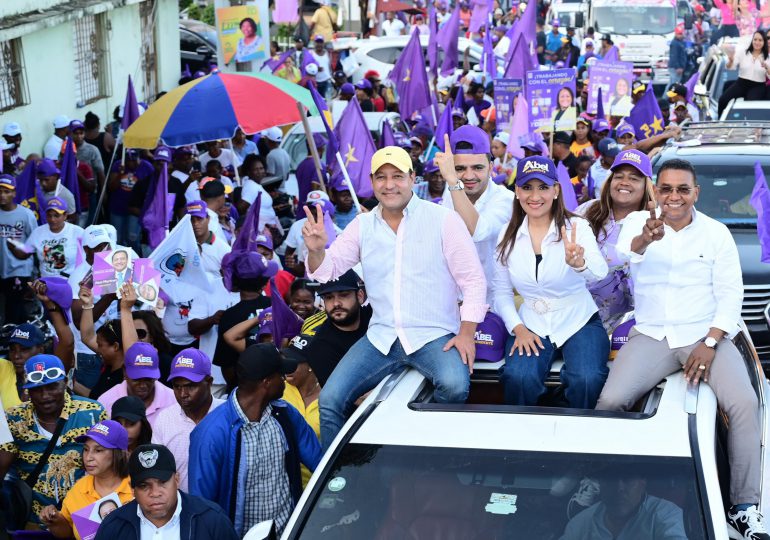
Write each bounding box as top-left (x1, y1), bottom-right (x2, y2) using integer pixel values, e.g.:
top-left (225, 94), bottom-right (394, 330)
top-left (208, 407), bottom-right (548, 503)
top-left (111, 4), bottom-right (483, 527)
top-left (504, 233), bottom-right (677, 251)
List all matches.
top-left (668, 27), bottom-right (688, 85)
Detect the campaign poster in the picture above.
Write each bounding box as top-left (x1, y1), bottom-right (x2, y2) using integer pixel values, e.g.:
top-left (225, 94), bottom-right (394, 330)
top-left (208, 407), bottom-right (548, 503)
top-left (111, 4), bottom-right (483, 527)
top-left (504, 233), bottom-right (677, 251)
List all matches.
top-left (526, 68), bottom-right (577, 133)
top-left (216, 3), bottom-right (268, 66)
top-left (493, 78), bottom-right (524, 131)
top-left (93, 247), bottom-right (132, 296)
top-left (132, 258), bottom-right (161, 308)
top-left (587, 61), bottom-right (634, 117)
top-left (71, 492), bottom-right (122, 540)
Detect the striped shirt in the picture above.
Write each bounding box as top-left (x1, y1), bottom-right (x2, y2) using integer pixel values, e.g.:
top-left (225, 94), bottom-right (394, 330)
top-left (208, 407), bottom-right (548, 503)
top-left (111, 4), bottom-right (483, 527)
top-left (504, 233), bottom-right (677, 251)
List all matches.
top-left (300, 311), bottom-right (327, 336)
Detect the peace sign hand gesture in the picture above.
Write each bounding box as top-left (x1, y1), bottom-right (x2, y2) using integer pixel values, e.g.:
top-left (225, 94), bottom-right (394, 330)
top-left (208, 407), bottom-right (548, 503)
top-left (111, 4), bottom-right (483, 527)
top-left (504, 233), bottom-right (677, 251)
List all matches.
top-left (643, 201), bottom-right (666, 244)
top-left (302, 204), bottom-right (328, 254)
top-left (561, 222), bottom-right (586, 269)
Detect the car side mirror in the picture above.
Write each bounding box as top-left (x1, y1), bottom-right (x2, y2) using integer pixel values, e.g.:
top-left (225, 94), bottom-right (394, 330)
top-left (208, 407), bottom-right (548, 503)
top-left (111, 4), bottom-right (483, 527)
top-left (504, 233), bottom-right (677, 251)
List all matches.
top-left (574, 12), bottom-right (584, 28)
top-left (196, 45), bottom-right (212, 57)
top-left (684, 14), bottom-right (694, 30)
top-left (243, 520), bottom-right (277, 540)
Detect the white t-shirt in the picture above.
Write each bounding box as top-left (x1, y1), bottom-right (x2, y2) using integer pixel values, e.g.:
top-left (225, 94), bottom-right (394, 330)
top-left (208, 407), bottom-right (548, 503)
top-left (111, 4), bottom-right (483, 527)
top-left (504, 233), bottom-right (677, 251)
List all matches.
top-left (162, 294), bottom-right (197, 346)
top-left (241, 178), bottom-right (280, 229)
top-left (286, 217), bottom-right (342, 262)
top-left (43, 134), bottom-right (64, 160)
top-left (382, 18), bottom-right (406, 37)
top-left (187, 278), bottom-right (238, 385)
top-left (310, 50), bottom-right (332, 83)
top-left (25, 222), bottom-right (85, 278)
top-left (267, 148), bottom-right (292, 184)
top-left (199, 234), bottom-right (231, 279)
top-left (590, 160), bottom-right (612, 199)
top-left (199, 149), bottom-right (240, 171)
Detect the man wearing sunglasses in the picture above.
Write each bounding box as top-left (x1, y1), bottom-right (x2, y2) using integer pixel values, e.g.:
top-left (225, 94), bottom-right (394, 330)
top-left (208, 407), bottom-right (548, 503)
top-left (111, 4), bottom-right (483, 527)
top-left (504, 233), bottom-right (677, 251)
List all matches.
top-left (598, 158), bottom-right (766, 540)
top-left (0, 355), bottom-right (106, 527)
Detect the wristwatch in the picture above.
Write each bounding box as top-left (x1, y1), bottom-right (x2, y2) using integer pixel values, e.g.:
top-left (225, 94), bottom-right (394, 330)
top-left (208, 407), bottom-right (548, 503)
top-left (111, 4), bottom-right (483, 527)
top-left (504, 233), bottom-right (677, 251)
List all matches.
top-left (703, 337), bottom-right (718, 349)
top-left (448, 180), bottom-right (465, 191)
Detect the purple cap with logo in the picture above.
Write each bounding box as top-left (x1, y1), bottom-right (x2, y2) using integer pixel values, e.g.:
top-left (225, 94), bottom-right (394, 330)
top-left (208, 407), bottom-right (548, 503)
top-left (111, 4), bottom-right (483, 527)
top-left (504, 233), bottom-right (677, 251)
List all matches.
top-left (615, 123), bottom-right (636, 139)
top-left (153, 145), bottom-right (172, 163)
top-left (69, 120), bottom-right (85, 132)
top-left (474, 312), bottom-right (507, 362)
top-left (125, 342), bottom-right (161, 380)
top-left (0, 174), bottom-right (16, 190)
top-left (186, 200), bottom-right (208, 218)
top-left (256, 232), bottom-right (273, 250)
top-left (40, 276), bottom-right (73, 323)
top-left (423, 159), bottom-right (439, 175)
top-left (258, 308), bottom-right (273, 336)
top-left (611, 149), bottom-right (652, 178)
top-left (172, 146), bottom-right (194, 159)
top-left (450, 125), bottom-right (491, 155)
top-left (515, 156), bottom-right (558, 186)
top-left (37, 159), bottom-right (60, 177)
top-left (168, 348), bottom-right (212, 383)
top-left (76, 419), bottom-right (129, 450)
top-left (592, 118), bottom-right (610, 133)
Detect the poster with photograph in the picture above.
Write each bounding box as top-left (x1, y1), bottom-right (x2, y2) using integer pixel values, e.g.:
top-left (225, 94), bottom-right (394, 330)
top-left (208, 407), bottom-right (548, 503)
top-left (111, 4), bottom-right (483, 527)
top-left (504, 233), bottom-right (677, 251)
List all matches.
top-left (525, 68), bottom-right (577, 133)
top-left (71, 492), bottom-right (122, 540)
top-left (132, 258), bottom-right (161, 308)
top-left (92, 247), bottom-right (132, 296)
top-left (493, 78), bottom-right (524, 131)
top-left (587, 61), bottom-right (634, 117)
top-left (216, 3), bottom-right (268, 65)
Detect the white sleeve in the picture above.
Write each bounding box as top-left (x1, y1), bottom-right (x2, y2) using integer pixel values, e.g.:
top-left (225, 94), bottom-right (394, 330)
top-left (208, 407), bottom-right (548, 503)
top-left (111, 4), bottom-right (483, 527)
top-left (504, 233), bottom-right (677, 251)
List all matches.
top-left (616, 210), bottom-right (647, 262)
top-left (490, 241), bottom-right (522, 334)
top-left (572, 217), bottom-right (608, 282)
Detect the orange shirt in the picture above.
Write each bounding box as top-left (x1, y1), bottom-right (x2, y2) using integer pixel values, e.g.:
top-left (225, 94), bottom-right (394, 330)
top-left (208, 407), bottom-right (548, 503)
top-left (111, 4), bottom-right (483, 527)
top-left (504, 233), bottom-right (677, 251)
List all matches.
top-left (60, 475), bottom-right (133, 540)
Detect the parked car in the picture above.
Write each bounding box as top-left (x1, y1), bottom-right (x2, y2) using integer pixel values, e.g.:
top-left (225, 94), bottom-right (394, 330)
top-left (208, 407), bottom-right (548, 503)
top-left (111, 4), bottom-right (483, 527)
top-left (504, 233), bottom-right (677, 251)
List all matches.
top-left (720, 98), bottom-right (770, 121)
top-left (179, 19), bottom-right (218, 74)
top-left (651, 121), bottom-right (770, 367)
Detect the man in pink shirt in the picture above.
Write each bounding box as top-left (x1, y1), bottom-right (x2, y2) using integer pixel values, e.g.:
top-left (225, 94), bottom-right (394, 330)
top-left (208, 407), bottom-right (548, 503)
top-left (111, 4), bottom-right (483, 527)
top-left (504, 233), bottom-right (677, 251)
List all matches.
top-left (303, 146), bottom-right (488, 449)
top-left (96, 342), bottom-right (176, 429)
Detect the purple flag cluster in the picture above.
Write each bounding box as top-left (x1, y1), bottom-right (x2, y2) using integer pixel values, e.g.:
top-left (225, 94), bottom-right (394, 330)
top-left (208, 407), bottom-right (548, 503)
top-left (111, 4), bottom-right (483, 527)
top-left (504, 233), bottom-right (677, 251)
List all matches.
top-left (233, 192), bottom-right (262, 252)
top-left (389, 28), bottom-right (431, 121)
top-left (482, 25), bottom-right (496, 82)
top-left (556, 162), bottom-right (578, 211)
top-left (626, 86), bottom-right (665, 141)
top-left (437, 5), bottom-right (461, 76)
top-left (309, 82), bottom-right (339, 169)
top-left (435, 98), bottom-right (454, 152)
top-left (142, 161), bottom-right (173, 249)
top-left (120, 76), bottom-right (141, 132)
top-left (330, 97), bottom-right (376, 198)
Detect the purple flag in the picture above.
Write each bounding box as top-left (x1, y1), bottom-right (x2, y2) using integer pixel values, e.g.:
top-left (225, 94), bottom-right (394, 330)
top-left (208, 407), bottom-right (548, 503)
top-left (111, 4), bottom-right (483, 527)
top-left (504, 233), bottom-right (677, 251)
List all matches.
top-left (556, 162), bottom-right (578, 211)
top-left (437, 4), bottom-right (460, 76)
top-left (504, 0), bottom-right (537, 68)
top-left (270, 278), bottom-right (303, 345)
top-left (264, 50), bottom-right (293, 73)
top-left (455, 83), bottom-right (467, 113)
top-left (60, 137), bottom-right (81, 213)
top-left (601, 46), bottom-right (620, 63)
top-left (750, 162), bottom-right (770, 263)
top-left (14, 160), bottom-right (44, 224)
top-left (626, 85), bottom-right (665, 141)
top-left (435, 98), bottom-right (454, 151)
top-left (120, 76), bottom-right (141, 132)
top-left (389, 28), bottom-right (431, 120)
top-left (428, 6), bottom-right (439, 79)
top-left (141, 162), bottom-right (173, 249)
top-left (380, 120), bottom-right (397, 148)
top-left (309, 82), bottom-right (338, 169)
top-left (684, 71), bottom-right (699, 104)
top-left (301, 49), bottom-right (316, 75)
top-left (331, 97), bottom-right (376, 198)
top-left (469, 0), bottom-right (493, 33)
top-left (232, 192), bottom-right (262, 252)
top-left (586, 168), bottom-right (596, 200)
top-left (323, 211), bottom-right (337, 248)
top-left (482, 25), bottom-right (496, 82)
top-left (507, 95), bottom-right (529, 160)
top-left (504, 32), bottom-right (536, 80)
top-left (596, 87), bottom-right (605, 121)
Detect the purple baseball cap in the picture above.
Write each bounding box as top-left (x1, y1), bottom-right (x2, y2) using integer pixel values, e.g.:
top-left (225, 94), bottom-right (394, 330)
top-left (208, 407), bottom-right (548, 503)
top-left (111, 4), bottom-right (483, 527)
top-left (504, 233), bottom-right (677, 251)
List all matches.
top-left (37, 159), bottom-right (60, 177)
top-left (592, 118), bottom-right (610, 133)
top-left (340, 83), bottom-right (355, 96)
top-left (475, 312), bottom-right (507, 362)
top-left (0, 174), bottom-right (16, 190)
top-left (40, 276), bottom-right (73, 323)
top-left (23, 354), bottom-right (66, 389)
top-left (186, 200), bottom-right (208, 218)
top-left (256, 232), bottom-right (273, 250)
top-left (313, 133), bottom-right (327, 149)
top-left (492, 173), bottom-right (508, 184)
top-left (451, 108), bottom-right (466, 118)
top-left (515, 156), bottom-right (558, 186)
top-left (222, 251), bottom-right (280, 292)
top-left (172, 146), bottom-right (194, 159)
top-left (411, 123), bottom-right (433, 139)
top-left (153, 145), bottom-right (172, 163)
top-left (168, 348), bottom-right (212, 383)
top-left (69, 120), bottom-right (85, 132)
top-left (125, 342), bottom-right (161, 380)
top-left (611, 149), bottom-right (652, 178)
top-left (354, 79), bottom-right (372, 90)
top-left (423, 159), bottom-right (439, 175)
top-left (598, 137), bottom-right (621, 158)
top-left (450, 125), bottom-right (491, 155)
top-left (258, 308), bottom-right (273, 336)
top-left (615, 123), bottom-right (636, 139)
top-left (76, 420), bottom-right (129, 450)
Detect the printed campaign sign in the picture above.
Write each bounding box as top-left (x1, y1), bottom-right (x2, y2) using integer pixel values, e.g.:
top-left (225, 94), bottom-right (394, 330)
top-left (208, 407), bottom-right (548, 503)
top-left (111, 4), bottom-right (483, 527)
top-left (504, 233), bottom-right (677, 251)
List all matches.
top-left (216, 2), bottom-right (269, 66)
top-left (132, 258), bottom-right (161, 308)
top-left (587, 61), bottom-right (634, 117)
top-left (493, 78), bottom-right (524, 131)
top-left (93, 247), bottom-right (132, 296)
top-left (526, 68), bottom-right (577, 133)
top-left (71, 492), bottom-right (122, 540)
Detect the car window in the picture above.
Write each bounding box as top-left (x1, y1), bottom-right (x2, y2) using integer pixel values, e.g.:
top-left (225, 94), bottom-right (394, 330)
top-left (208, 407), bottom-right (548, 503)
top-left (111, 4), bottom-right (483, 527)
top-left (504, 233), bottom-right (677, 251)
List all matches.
top-left (367, 47), bottom-right (403, 64)
top-left (291, 444), bottom-right (709, 539)
top-left (180, 29), bottom-right (208, 53)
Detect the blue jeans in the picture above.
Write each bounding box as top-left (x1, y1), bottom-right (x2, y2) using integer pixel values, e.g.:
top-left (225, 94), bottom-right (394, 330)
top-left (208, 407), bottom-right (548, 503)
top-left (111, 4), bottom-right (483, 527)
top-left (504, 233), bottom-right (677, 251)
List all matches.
top-left (319, 334), bottom-right (470, 449)
top-left (110, 213), bottom-right (141, 253)
top-left (500, 313), bottom-right (609, 409)
top-left (76, 352), bottom-right (103, 389)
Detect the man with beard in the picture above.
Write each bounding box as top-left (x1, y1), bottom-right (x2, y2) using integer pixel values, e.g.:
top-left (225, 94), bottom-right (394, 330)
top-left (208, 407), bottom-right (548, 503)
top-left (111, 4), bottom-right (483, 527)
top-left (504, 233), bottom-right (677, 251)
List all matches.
top-left (303, 269), bottom-right (371, 386)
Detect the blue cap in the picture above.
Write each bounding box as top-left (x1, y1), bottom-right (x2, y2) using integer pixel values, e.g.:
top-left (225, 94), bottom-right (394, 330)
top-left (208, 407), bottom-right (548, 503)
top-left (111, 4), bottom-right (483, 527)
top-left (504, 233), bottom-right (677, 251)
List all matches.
top-left (23, 354), bottom-right (66, 389)
top-left (45, 197), bottom-right (68, 214)
top-left (9, 323), bottom-right (45, 347)
top-left (515, 156), bottom-right (558, 186)
top-left (598, 137), bottom-right (621, 157)
top-left (0, 174), bottom-right (16, 190)
top-left (450, 125), bottom-right (491, 155)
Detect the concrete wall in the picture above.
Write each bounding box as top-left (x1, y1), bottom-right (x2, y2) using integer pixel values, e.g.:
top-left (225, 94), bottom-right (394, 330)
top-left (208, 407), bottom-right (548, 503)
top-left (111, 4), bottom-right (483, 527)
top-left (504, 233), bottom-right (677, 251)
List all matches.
top-left (1, 0), bottom-right (180, 155)
top-left (0, 0), bottom-right (68, 20)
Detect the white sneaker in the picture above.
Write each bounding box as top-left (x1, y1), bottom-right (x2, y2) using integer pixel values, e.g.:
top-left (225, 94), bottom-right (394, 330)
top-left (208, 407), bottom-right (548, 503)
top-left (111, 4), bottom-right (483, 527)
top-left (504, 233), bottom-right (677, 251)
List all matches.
top-left (567, 477), bottom-right (601, 519)
top-left (727, 505), bottom-right (770, 540)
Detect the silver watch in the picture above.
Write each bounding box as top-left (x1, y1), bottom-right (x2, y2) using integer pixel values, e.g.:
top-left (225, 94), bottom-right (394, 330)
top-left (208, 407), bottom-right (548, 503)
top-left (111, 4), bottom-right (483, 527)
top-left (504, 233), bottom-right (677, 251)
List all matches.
top-left (448, 181), bottom-right (465, 191)
top-left (704, 337), bottom-right (718, 349)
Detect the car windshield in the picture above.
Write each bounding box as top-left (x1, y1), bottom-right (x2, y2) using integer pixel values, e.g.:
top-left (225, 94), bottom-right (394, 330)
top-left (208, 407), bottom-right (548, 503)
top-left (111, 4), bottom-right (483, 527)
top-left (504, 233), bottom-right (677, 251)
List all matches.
top-left (723, 108), bottom-right (770, 121)
top-left (593, 6), bottom-right (676, 34)
top-left (291, 444), bottom-right (708, 539)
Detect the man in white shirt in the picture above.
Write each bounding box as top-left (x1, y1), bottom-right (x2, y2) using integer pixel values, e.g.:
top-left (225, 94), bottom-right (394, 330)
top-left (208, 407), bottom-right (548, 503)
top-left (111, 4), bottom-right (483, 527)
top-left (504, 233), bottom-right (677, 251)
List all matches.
top-left (309, 35), bottom-right (333, 97)
top-left (304, 146), bottom-right (488, 449)
top-left (262, 127), bottom-right (292, 187)
top-left (42, 115), bottom-right (69, 160)
top-left (186, 200), bottom-right (230, 279)
top-left (382, 11), bottom-right (406, 36)
top-left (199, 141), bottom-right (240, 173)
top-left (437, 125), bottom-right (514, 305)
top-left (597, 158), bottom-right (766, 540)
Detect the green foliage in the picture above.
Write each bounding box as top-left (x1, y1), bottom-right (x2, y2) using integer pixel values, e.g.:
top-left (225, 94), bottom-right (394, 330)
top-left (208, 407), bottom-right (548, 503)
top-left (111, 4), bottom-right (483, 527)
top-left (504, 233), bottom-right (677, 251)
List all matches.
top-left (179, 0), bottom-right (193, 10)
top-left (186, 4), bottom-right (200, 20)
top-left (201, 4), bottom-right (215, 25)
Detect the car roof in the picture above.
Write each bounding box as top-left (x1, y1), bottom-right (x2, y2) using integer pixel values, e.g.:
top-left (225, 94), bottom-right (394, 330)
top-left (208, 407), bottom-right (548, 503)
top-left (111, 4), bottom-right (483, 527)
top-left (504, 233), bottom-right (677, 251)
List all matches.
top-left (655, 121), bottom-right (770, 154)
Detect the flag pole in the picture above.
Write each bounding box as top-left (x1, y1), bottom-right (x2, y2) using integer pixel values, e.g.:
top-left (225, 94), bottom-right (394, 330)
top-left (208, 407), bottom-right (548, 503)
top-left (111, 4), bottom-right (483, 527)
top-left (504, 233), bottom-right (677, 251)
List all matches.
top-left (297, 102), bottom-right (328, 194)
top-left (91, 140), bottom-right (120, 226)
top-left (334, 151), bottom-right (362, 214)
top-left (227, 138), bottom-right (242, 187)
top-left (422, 105), bottom-right (439, 162)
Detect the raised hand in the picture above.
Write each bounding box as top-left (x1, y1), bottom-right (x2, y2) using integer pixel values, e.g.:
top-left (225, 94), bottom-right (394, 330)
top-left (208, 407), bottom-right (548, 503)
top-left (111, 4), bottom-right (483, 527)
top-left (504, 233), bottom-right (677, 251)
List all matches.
top-left (642, 201), bottom-right (666, 243)
top-left (433, 134), bottom-right (459, 186)
top-left (78, 285), bottom-right (93, 306)
top-left (302, 204), bottom-right (328, 253)
top-left (119, 282), bottom-right (137, 310)
top-left (561, 222), bottom-right (586, 269)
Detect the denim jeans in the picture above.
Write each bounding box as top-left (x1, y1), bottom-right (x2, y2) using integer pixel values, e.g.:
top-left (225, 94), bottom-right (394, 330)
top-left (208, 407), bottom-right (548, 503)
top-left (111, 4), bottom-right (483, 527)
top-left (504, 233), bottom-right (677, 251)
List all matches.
top-left (110, 213), bottom-right (141, 254)
top-left (319, 334), bottom-right (470, 449)
top-left (76, 352), bottom-right (103, 389)
top-left (500, 313), bottom-right (609, 409)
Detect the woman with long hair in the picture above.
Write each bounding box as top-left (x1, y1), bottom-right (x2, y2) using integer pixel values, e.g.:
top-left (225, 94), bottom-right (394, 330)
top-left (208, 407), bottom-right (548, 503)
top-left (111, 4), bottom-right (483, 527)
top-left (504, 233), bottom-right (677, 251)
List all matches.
top-left (718, 31), bottom-right (770, 115)
top-left (78, 285), bottom-right (124, 400)
top-left (111, 395), bottom-right (153, 453)
top-left (579, 149), bottom-right (655, 332)
top-left (491, 156), bottom-right (609, 409)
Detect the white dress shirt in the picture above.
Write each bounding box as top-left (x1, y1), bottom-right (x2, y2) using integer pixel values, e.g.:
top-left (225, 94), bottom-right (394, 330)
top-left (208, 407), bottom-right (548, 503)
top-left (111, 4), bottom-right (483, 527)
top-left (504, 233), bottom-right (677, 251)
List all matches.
top-left (138, 491), bottom-right (182, 539)
top-left (309, 194), bottom-right (488, 355)
top-left (735, 51), bottom-right (770, 83)
top-left (442, 180), bottom-right (514, 304)
top-left (616, 208), bottom-right (743, 348)
top-left (492, 216), bottom-right (608, 346)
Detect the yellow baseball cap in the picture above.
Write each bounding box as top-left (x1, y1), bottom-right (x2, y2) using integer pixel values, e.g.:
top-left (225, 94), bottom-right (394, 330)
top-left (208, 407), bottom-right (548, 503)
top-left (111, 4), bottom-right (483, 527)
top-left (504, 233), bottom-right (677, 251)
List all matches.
top-left (370, 146), bottom-right (412, 175)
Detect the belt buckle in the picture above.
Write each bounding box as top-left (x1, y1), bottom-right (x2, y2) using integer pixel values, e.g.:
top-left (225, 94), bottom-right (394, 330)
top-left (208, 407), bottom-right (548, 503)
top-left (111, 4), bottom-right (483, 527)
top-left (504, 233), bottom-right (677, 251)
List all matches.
top-left (532, 298), bottom-right (550, 315)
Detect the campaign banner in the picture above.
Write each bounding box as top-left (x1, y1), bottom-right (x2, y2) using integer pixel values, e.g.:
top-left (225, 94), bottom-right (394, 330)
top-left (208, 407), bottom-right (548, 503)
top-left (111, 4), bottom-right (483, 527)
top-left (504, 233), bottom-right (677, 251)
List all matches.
top-left (93, 247), bottom-right (132, 296)
top-left (493, 78), bottom-right (524, 131)
top-left (132, 258), bottom-right (161, 308)
top-left (587, 61), bottom-right (634, 117)
top-left (216, 2), bottom-right (269, 66)
top-left (525, 68), bottom-right (577, 133)
top-left (71, 492), bottom-right (122, 540)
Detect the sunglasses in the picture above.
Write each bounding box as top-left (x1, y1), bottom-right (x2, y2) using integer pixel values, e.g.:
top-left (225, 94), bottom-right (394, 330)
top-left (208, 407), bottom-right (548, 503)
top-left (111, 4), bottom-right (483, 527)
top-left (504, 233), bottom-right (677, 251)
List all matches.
top-left (657, 185), bottom-right (694, 195)
top-left (26, 367), bottom-right (65, 384)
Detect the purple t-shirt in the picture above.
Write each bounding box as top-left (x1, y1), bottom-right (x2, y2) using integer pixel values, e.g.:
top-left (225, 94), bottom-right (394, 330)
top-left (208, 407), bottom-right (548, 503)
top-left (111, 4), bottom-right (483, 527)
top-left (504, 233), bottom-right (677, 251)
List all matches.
top-left (109, 159), bottom-right (154, 215)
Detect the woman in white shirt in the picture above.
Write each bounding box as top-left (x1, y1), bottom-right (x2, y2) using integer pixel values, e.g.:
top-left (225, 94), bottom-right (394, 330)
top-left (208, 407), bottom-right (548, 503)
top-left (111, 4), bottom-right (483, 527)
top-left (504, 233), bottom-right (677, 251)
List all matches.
top-left (717, 31), bottom-right (770, 116)
top-left (491, 156), bottom-right (609, 409)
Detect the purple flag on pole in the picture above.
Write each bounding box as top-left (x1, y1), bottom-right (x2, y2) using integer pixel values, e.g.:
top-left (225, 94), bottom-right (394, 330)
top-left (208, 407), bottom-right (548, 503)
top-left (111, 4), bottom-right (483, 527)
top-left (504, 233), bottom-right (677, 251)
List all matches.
top-left (60, 137), bottom-right (81, 213)
top-left (270, 278), bottom-right (303, 345)
top-left (264, 50), bottom-right (293, 73)
top-left (435, 98), bottom-right (454, 151)
top-left (507, 95), bottom-right (529, 160)
top-left (504, 0), bottom-right (537, 67)
top-left (556, 162), bottom-right (578, 211)
top-left (323, 211), bottom-right (337, 248)
top-left (142, 162), bottom-right (173, 249)
top-left (232, 192), bottom-right (262, 252)
top-left (330, 97), bottom-right (376, 198)
top-left (482, 25), bottom-right (496, 82)
top-left (626, 86), bottom-right (665, 141)
top-left (389, 28), bottom-right (431, 120)
top-left (684, 71), bottom-right (699, 103)
top-left (601, 46), bottom-right (620, 63)
top-left (586, 168), bottom-right (596, 200)
top-left (120, 76), bottom-right (141, 132)
top-left (309, 82), bottom-right (338, 169)
top-left (380, 120), bottom-right (397, 148)
top-left (428, 7), bottom-right (439, 79)
top-left (469, 0), bottom-right (493, 33)
top-left (14, 160), bottom-right (44, 224)
top-left (750, 161), bottom-right (770, 263)
top-left (504, 32), bottom-right (537, 80)
top-left (301, 50), bottom-right (316, 75)
top-left (596, 87), bottom-right (605, 121)
top-left (455, 84), bottom-right (467, 114)
top-left (437, 5), bottom-right (460, 76)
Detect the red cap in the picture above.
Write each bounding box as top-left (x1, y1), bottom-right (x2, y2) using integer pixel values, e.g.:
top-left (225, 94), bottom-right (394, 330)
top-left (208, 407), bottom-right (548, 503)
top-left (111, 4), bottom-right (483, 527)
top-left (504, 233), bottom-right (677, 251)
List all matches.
top-left (363, 69), bottom-right (381, 80)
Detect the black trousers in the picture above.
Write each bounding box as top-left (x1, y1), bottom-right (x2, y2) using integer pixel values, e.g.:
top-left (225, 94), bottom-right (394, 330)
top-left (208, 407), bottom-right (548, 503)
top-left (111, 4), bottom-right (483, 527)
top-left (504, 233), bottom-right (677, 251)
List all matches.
top-left (718, 77), bottom-right (767, 116)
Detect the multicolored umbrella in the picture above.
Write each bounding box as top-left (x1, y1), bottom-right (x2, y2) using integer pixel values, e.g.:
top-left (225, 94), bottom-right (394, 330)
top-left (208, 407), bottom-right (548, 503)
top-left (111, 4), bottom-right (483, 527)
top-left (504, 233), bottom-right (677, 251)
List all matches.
top-left (123, 70), bottom-right (319, 149)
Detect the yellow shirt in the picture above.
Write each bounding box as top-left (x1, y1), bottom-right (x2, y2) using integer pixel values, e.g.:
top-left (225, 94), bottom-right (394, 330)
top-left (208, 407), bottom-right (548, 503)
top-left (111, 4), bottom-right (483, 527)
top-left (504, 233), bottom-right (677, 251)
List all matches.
top-left (60, 475), bottom-right (134, 540)
top-left (311, 6), bottom-right (337, 42)
top-left (570, 140), bottom-right (594, 157)
top-left (0, 359), bottom-right (21, 410)
top-left (282, 383), bottom-right (320, 487)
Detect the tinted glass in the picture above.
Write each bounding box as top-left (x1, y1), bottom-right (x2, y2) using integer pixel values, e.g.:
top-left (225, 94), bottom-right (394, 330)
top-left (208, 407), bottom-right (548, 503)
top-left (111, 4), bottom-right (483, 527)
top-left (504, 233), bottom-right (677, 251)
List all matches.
top-left (593, 6), bottom-right (676, 34)
top-left (367, 47), bottom-right (403, 64)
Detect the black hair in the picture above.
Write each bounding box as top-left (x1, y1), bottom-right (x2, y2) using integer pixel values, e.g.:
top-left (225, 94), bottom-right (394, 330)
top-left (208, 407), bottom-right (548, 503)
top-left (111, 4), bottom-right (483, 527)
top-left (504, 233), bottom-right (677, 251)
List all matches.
top-left (205, 159), bottom-right (222, 170)
top-left (576, 155), bottom-right (594, 167)
top-left (233, 275), bottom-right (270, 293)
top-left (454, 140), bottom-right (492, 162)
top-left (746, 31), bottom-right (769, 60)
top-left (131, 311), bottom-right (171, 355)
top-left (468, 82), bottom-right (485, 97)
top-left (241, 154), bottom-right (267, 178)
top-left (112, 106), bottom-right (121, 122)
top-left (96, 319), bottom-right (123, 349)
top-left (84, 112), bottom-right (100, 130)
top-left (290, 278), bottom-right (317, 298)
top-left (240, 17), bottom-right (258, 33)
top-left (657, 158), bottom-right (698, 185)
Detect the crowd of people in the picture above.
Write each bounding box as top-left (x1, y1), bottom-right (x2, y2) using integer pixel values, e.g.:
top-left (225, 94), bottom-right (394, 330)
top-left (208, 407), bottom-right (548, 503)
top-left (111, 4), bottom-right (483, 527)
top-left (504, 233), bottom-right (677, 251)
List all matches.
top-left (0, 0), bottom-right (769, 539)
